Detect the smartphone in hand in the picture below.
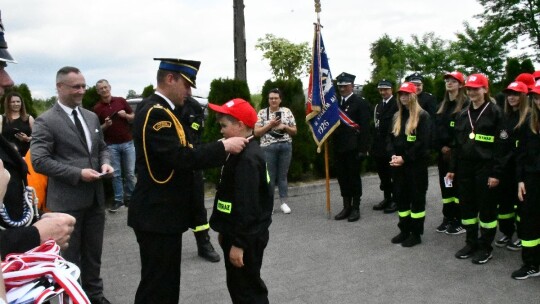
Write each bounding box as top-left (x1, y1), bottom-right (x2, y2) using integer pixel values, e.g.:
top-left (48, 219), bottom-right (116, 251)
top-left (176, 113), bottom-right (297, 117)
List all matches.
top-left (109, 111), bottom-right (118, 119)
top-left (275, 111), bottom-right (282, 120)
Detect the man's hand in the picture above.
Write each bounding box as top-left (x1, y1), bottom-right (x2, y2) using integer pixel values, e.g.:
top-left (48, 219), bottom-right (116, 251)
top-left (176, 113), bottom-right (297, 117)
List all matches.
top-left (389, 155), bottom-right (404, 167)
top-left (0, 160), bottom-right (10, 203)
top-left (81, 168), bottom-right (103, 182)
top-left (518, 182), bottom-right (526, 202)
top-left (229, 245), bottom-right (244, 268)
top-left (100, 164), bottom-right (114, 178)
top-left (222, 137), bottom-right (248, 154)
top-left (487, 177), bottom-right (499, 189)
top-left (33, 213), bottom-right (76, 250)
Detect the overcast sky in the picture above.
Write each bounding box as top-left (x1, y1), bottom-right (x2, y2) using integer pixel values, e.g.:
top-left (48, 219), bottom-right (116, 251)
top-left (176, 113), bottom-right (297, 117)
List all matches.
top-left (2, 0), bottom-right (487, 99)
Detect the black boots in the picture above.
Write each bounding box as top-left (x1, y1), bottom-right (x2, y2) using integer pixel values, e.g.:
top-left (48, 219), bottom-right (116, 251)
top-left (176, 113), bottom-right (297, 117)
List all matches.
top-left (384, 201), bottom-right (398, 214)
top-left (372, 198), bottom-right (388, 210)
top-left (335, 197), bottom-right (352, 220)
top-left (194, 230), bottom-right (220, 263)
top-left (348, 197), bottom-right (360, 222)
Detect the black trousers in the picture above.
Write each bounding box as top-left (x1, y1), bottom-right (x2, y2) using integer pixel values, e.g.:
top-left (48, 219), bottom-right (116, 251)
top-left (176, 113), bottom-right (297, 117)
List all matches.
top-left (437, 153), bottom-right (460, 221)
top-left (134, 230), bottom-right (182, 304)
top-left (190, 170), bottom-right (209, 231)
top-left (61, 201), bottom-right (105, 300)
top-left (374, 154), bottom-right (393, 200)
top-left (457, 160), bottom-right (498, 251)
top-left (497, 163), bottom-right (518, 238)
top-left (392, 161), bottom-right (428, 235)
top-left (220, 231), bottom-right (269, 304)
top-left (335, 150), bottom-right (362, 198)
top-left (519, 173), bottom-right (540, 266)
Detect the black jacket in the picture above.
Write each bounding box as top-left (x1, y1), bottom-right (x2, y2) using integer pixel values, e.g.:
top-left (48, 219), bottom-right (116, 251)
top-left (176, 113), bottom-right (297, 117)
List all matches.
top-left (209, 140), bottom-right (273, 249)
top-left (516, 118), bottom-right (540, 182)
top-left (418, 91), bottom-right (437, 119)
top-left (332, 93), bottom-right (371, 154)
top-left (387, 108), bottom-right (432, 164)
top-left (0, 135), bottom-right (40, 257)
top-left (449, 101), bottom-right (509, 179)
top-left (128, 94), bottom-right (227, 234)
top-left (371, 95), bottom-right (398, 157)
top-left (433, 99), bottom-right (468, 151)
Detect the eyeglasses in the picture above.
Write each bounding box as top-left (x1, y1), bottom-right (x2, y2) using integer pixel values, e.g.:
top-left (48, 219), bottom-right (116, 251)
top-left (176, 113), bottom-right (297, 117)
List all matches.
top-left (61, 83), bottom-right (88, 90)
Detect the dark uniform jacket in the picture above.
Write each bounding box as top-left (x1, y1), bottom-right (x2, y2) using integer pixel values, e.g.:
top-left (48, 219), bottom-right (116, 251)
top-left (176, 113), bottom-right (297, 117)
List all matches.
top-left (433, 100), bottom-right (468, 151)
top-left (418, 91), bottom-right (437, 118)
top-left (501, 110), bottom-right (523, 166)
top-left (387, 109), bottom-right (432, 164)
top-left (516, 118), bottom-right (540, 182)
top-left (449, 101), bottom-right (509, 179)
top-left (0, 135), bottom-right (40, 257)
top-left (128, 93), bottom-right (227, 234)
top-left (372, 95), bottom-right (398, 157)
top-left (209, 140), bottom-right (273, 249)
top-left (333, 93), bottom-right (371, 154)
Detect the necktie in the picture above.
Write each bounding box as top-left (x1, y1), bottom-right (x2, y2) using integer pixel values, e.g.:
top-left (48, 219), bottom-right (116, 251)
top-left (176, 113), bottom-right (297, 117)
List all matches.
top-left (341, 97), bottom-right (346, 106)
top-left (72, 109), bottom-right (87, 146)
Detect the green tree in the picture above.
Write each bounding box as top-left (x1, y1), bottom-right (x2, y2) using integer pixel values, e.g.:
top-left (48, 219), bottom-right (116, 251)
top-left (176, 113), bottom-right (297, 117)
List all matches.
top-left (141, 85), bottom-right (155, 98)
top-left (126, 89), bottom-right (139, 99)
top-left (369, 34), bottom-right (406, 83)
top-left (520, 58), bottom-right (536, 73)
top-left (404, 32), bottom-right (455, 78)
top-left (255, 34), bottom-right (311, 80)
top-left (32, 96), bottom-right (57, 116)
top-left (82, 86), bottom-right (99, 110)
top-left (477, 0), bottom-right (540, 60)
top-left (504, 57), bottom-right (522, 85)
top-left (452, 22), bottom-right (508, 82)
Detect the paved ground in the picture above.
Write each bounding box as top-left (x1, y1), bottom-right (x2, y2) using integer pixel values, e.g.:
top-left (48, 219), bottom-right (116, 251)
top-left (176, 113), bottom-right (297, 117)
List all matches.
top-left (100, 167), bottom-right (540, 303)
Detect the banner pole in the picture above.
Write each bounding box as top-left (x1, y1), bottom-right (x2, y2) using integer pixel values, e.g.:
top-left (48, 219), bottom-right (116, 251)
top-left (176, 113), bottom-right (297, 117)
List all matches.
top-left (324, 141), bottom-right (331, 219)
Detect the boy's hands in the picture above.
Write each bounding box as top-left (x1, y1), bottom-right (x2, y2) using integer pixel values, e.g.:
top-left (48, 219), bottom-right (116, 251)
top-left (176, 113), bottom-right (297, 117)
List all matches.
top-left (229, 245), bottom-right (244, 268)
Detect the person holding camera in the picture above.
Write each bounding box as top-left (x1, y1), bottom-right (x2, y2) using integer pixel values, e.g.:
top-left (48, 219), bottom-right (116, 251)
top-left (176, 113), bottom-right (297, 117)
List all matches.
top-left (1, 92), bottom-right (34, 157)
top-left (254, 88), bottom-right (297, 214)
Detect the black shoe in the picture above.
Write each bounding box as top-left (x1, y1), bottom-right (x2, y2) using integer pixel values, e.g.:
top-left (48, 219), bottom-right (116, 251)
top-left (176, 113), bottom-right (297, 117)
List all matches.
top-left (507, 239), bottom-right (522, 251)
top-left (383, 202), bottom-right (398, 214)
top-left (455, 245), bottom-right (475, 259)
top-left (108, 201), bottom-right (123, 213)
top-left (391, 232), bottom-right (410, 244)
top-left (348, 209), bottom-right (360, 222)
top-left (124, 198), bottom-right (131, 207)
top-left (511, 265), bottom-right (540, 280)
top-left (435, 218), bottom-right (450, 233)
top-left (495, 235), bottom-right (511, 247)
top-left (373, 199), bottom-right (388, 211)
top-left (90, 296), bottom-right (111, 304)
top-left (198, 241), bottom-right (221, 263)
top-left (471, 249), bottom-right (493, 264)
top-left (445, 221), bottom-right (466, 235)
top-left (401, 234), bottom-right (421, 247)
top-left (334, 208), bottom-right (351, 220)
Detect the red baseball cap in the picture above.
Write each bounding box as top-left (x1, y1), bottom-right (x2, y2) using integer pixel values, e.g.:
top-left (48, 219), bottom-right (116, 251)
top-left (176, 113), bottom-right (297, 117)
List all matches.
top-left (397, 82), bottom-right (416, 94)
top-left (515, 73), bottom-right (535, 90)
top-left (444, 71), bottom-right (465, 84)
top-left (503, 81), bottom-right (528, 94)
top-left (465, 74), bottom-right (489, 89)
top-left (208, 98), bottom-right (257, 128)
top-left (529, 85), bottom-right (540, 96)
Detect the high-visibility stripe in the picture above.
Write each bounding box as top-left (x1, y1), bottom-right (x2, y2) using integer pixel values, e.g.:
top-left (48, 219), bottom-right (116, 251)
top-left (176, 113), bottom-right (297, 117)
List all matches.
top-left (462, 218), bottom-right (478, 225)
top-left (411, 211), bottom-right (425, 219)
top-left (399, 210), bottom-right (411, 218)
top-left (521, 239), bottom-right (540, 248)
top-left (516, 215), bottom-right (521, 222)
top-left (450, 121), bottom-right (455, 127)
top-left (407, 135), bottom-right (417, 142)
top-left (480, 220), bottom-right (497, 229)
top-left (217, 200), bottom-right (232, 214)
top-left (498, 212), bottom-right (515, 220)
top-left (192, 223), bottom-right (210, 232)
top-left (475, 133), bottom-right (494, 143)
top-left (515, 140), bottom-right (519, 148)
top-left (442, 197), bottom-right (458, 204)
top-left (191, 122), bottom-right (200, 131)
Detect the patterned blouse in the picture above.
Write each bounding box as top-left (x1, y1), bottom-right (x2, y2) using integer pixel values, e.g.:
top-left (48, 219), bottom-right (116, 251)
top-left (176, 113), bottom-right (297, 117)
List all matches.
top-left (256, 107), bottom-right (296, 147)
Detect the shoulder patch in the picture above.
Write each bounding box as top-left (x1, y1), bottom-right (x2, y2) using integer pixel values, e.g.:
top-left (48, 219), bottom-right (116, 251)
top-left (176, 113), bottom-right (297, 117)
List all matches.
top-left (153, 121), bottom-right (172, 131)
top-left (499, 129), bottom-right (508, 140)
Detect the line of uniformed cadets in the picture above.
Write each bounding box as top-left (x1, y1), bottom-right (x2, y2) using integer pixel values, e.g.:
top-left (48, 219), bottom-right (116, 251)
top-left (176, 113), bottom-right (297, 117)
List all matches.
top-left (333, 70), bottom-right (540, 279)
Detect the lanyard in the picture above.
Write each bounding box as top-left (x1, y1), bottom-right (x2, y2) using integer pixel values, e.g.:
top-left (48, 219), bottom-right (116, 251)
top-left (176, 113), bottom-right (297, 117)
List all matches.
top-left (467, 102), bottom-right (490, 139)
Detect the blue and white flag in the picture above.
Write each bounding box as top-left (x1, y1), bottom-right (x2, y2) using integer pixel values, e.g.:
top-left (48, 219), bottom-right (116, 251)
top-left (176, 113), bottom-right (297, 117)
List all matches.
top-left (306, 24), bottom-right (340, 152)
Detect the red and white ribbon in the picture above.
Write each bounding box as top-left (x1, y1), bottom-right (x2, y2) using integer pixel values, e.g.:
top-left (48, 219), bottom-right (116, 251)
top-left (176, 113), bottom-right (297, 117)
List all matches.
top-left (1, 240), bottom-right (90, 304)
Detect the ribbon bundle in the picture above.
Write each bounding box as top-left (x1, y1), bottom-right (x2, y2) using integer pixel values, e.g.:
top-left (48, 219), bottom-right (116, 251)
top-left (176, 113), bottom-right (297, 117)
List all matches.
top-left (1, 240), bottom-right (89, 304)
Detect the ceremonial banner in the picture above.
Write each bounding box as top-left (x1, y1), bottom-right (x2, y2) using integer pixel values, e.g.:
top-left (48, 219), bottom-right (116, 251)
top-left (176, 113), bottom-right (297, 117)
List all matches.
top-left (306, 24), bottom-right (340, 152)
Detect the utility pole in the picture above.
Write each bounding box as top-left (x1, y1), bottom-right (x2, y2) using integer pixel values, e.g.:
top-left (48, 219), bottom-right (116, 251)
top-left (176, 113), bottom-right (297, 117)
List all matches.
top-left (233, 0), bottom-right (247, 81)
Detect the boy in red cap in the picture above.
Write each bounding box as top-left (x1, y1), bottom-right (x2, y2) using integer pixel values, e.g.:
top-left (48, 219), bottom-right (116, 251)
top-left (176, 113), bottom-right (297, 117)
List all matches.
top-left (208, 98), bottom-right (273, 304)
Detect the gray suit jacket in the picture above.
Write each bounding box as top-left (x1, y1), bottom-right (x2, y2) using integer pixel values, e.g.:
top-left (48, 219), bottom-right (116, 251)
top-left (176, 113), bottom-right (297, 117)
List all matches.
top-left (31, 103), bottom-right (110, 211)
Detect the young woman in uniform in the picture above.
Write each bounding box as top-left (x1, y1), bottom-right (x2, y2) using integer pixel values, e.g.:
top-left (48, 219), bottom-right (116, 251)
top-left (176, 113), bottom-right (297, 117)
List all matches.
top-left (388, 82), bottom-right (431, 247)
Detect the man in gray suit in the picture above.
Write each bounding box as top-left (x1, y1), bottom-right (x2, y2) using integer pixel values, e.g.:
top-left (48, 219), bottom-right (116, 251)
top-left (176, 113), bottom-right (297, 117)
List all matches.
top-left (31, 66), bottom-right (114, 304)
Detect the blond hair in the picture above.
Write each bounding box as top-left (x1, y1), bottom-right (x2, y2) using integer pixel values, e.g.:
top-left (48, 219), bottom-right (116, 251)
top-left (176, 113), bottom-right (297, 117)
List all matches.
top-left (504, 93), bottom-right (530, 131)
top-left (392, 92), bottom-right (422, 136)
top-left (530, 96), bottom-right (540, 134)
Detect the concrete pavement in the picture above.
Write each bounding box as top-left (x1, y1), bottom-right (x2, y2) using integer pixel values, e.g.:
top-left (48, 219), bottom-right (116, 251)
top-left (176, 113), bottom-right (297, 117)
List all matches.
top-left (100, 167), bottom-right (540, 303)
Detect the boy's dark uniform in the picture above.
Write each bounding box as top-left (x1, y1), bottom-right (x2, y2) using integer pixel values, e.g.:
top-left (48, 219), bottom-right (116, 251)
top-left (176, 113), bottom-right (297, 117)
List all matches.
top-left (210, 139), bottom-right (273, 304)
top-left (180, 96), bottom-right (220, 262)
top-left (129, 90), bottom-right (228, 303)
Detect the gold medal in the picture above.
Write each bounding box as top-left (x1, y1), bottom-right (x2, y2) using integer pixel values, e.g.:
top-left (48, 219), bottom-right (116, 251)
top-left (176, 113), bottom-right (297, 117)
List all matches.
top-left (469, 132), bottom-right (475, 140)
